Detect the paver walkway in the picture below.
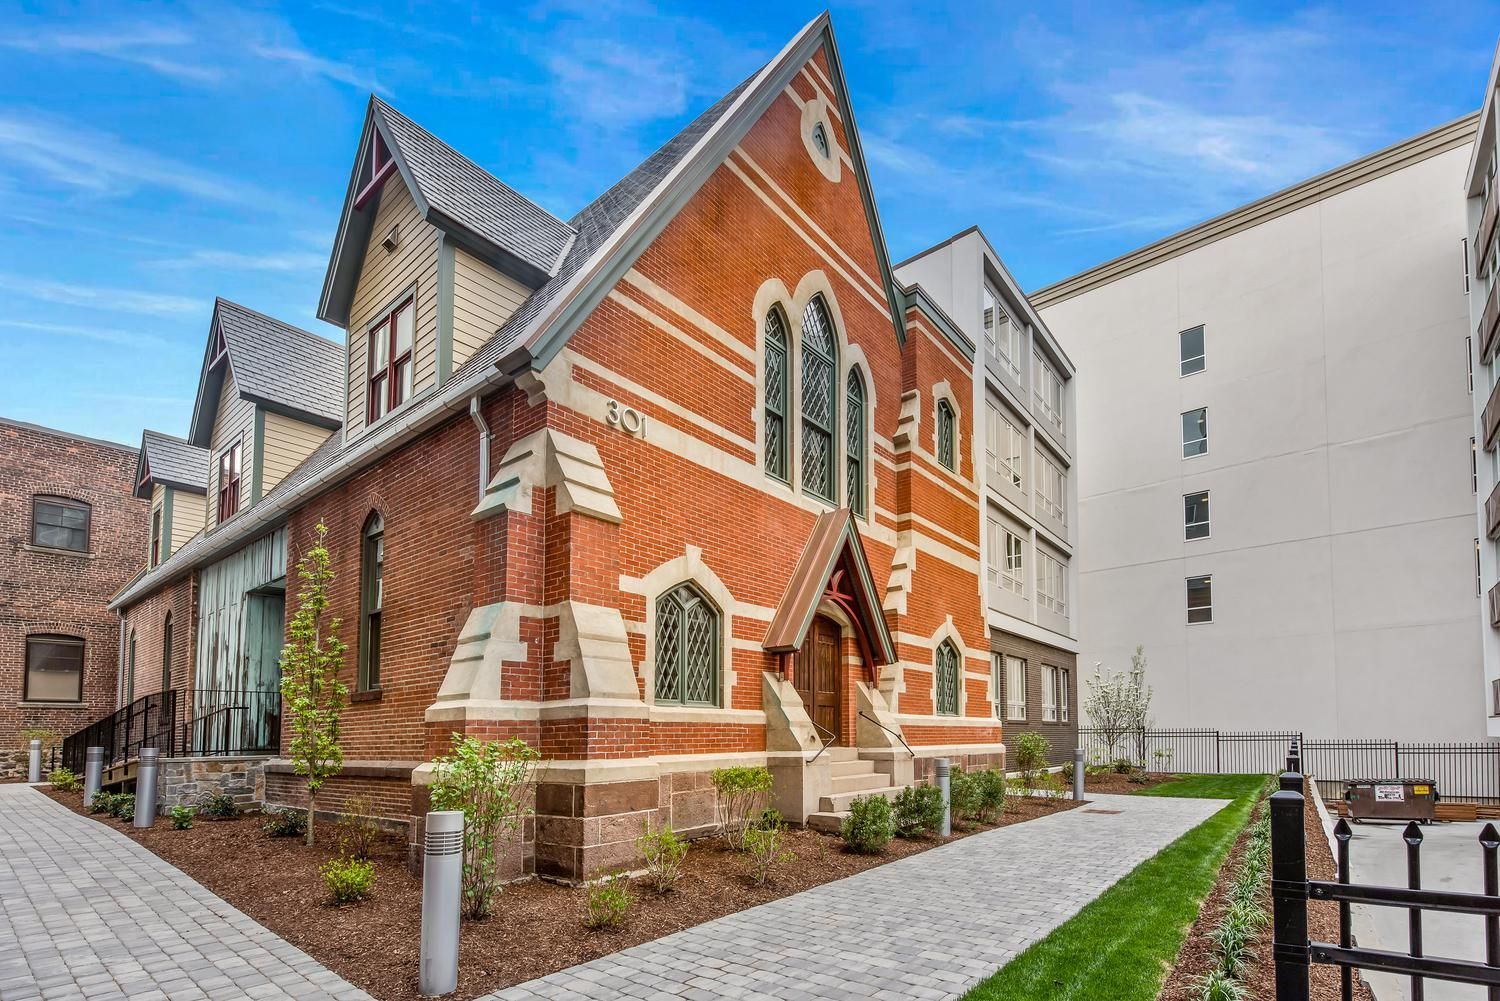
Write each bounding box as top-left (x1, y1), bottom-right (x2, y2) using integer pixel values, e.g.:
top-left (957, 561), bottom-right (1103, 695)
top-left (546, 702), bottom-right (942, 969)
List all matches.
top-left (0, 784), bottom-right (372, 1001)
top-left (485, 791), bottom-right (1228, 1001)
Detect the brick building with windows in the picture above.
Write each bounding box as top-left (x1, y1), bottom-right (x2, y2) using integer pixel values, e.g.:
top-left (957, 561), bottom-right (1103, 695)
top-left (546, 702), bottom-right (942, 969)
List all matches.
top-left (0, 418), bottom-right (146, 768)
top-left (103, 14), bottom-right (1012, 880)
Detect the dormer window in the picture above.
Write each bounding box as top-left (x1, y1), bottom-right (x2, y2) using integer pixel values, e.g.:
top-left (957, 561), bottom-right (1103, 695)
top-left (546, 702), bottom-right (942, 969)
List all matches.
top-left (811, 122), bottom-right (831, 159)
top-left (368, 295), bottom-right (415, 424)
top-left (218, 441), bottom-right (241, 522)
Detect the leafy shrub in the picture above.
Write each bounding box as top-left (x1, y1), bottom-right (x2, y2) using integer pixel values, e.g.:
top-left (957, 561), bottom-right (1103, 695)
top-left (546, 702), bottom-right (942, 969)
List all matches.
top-left (1111, 757), bottom-right (1135, 775)
top-left (1196, 969), bottom-right (1248, 1001)
top-left (321, 856), bottom-right (375, 904)
top-left (840, 794), bottom-right (895, 854)
top-left (169, 805), bottom-right (195, 830)
top-left (753, 807), bottom-right (785, 832)
top-left (637, 820), bottom-right (688, 894)
top-left (262, 806), bottom-right (308, 838)
top-left (743, 820), bottom-right (794, 886)
top-left (49, 766), bottom-right (81, 792)
top-left (1012, 732), bottom-right (1050, 786)
top-left (974, 768), bottom-right (1008, 822)
top-left (1041, 772), bottom-right (1068, 799)
top-left (948, 769), bottom-right (984, 828)
top-left (335, 795), bottom-right (381, 861)
top-left (710, 766), bottom-right (773, 851)
top-left (430, 734), bottom-right (541, 920)
top-left (1127, 770), bottom-right (1151, 785)
top-left (1060, 761), bottom-right (1075, 786)
top-left (583, 872), bottom-right (632, 930)
top-left (892, 784), bottom-right (944, 838)
top-left (110, 793), bottom-right (136, 821)
top-left (89, 791), bottom-right (117, 814)
top-left (197, 790), bottom-right (239, 820)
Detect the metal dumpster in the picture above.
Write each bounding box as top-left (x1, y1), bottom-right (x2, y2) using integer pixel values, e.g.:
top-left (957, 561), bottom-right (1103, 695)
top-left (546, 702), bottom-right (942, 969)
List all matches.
top-left (1345, 779), bottom-right (1438, 823)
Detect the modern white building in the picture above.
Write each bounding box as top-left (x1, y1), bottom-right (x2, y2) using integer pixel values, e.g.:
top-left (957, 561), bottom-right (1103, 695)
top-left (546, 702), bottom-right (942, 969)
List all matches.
top-left (1467, 43), bottom-right (1500, 739)
top-left (896, 230), bottom-right (1082, 760)
top-left (1031, 114), bottom-right (1484, 740)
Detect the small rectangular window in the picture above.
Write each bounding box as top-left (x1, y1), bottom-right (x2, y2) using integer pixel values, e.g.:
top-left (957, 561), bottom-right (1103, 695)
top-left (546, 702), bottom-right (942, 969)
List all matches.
top-left (217, 441), bottom-right (241, 522)
top-left (24, 635), bottom-right (84, 702)
top-left (985, 401), bottom-right (1025, 490)
top-left (1059, 668), bottom-right (1069, 723)
top-left (1469, 337), bottom-right (1475, 393)
top-left (1037, 549), bottom-right (1068, 616)
top-left (1035, 448), bottom-right (1066, 524)
top-left (1187, 574), bottom-right (1213, 624)
top-left (367, 294), bottom-right (415, 424)
top-left (1004, 655), bottom-right (1027, 721)
top-left (1180, 325), bottom-right (1205, 376)
top-left (1182, 408), bottom-right (1208, 458)
top-left (31, 496), bottom-right (90, 552)
top-left (1474, 438), bottom-right (1480, 495)
top-left (1184, 490), bottom-right (1210, 540)
top-left (150, 506), bottom-right (162, 567)
top-left (1033, 352), bottom-right (1065, 433)
top-left (1043, 665), bottom-right (1058, 722)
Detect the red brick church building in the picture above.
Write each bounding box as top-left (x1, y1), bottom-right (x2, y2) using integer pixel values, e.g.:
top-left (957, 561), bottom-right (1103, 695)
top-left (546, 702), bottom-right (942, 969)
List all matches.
top-left (110, 13), bottom-right (1001, 880)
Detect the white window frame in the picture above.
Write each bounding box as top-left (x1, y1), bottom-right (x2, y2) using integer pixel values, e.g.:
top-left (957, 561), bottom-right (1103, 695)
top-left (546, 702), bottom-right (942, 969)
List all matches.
top-left (1004, 654), bottom-right (1027, 721)
top-left (1187, 574), bottom-right (1213, 624)
top-left (987, 284), bottom-right (1022, 383)
top-left (1058, 667), bottom-right (1069, 723)
top-left (985, 401), bottom-right (1024, 489)
top-left (1037, 549), bottom-right (1068, 616)
top-left (1180, 325), bottom-right (1205, 377)
top-left (1184, 490), bottom-right (1210, 540)
top-left (1035, 448), bottom-right (1066, 524)
top-left (1033, 351), bottom-right (1064, 433)
top-left (1182, 408), bottom-right (1208, 458)
top-left (1043, 665), bottom-right (1057, 722)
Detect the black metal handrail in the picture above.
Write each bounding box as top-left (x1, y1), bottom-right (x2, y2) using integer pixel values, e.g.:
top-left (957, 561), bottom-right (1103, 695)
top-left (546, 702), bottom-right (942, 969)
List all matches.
top-left (806, 718), bottom-right (840, 764)
top-left (61, 690), bottom-right (177, 773)
top-left (60, 688), bottom-right (281, 773)
top-left (858, 709), bottom-right (915, 758)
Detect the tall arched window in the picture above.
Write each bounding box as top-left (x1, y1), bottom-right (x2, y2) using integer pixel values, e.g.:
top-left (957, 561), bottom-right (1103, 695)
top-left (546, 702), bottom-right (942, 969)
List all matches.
top-left (655, 582), bottom-right (720, 707)
top-left (359, 512), bottom-right (384, 692)
top-left (846, 368), bottom-right (866, 518)
top-left (764, 308), bottom-right (790, 482)
top-left (800, 296), bottom-right (837, 502)
top-left (125, 629), bottom-right (137, 705)
top-left (936, 400), bottom-right (956, 471)
top-left (935, 640), bottom-right (960, 716)
top-left (161, 613), bottom-right (173, 694)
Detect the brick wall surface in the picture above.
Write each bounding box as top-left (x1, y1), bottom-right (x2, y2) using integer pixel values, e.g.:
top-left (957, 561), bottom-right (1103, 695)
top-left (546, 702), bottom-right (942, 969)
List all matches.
top-left (0, 420), bottom-right (147, 749)
top-left (990, 632), bottom-right (1079, 766)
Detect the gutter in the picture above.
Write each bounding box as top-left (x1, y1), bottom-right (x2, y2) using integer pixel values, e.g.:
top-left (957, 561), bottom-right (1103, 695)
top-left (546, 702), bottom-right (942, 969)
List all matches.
top-left (111, 350), bottom-right (525, 610)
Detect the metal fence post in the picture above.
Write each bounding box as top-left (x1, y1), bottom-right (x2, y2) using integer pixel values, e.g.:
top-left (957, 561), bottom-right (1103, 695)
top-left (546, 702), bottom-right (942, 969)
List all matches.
top-left (1481, 822), bottom-right (1500, 1001)
top-left (1280, 769), bottom-right (1303, 793)
top-left (1335, 818), bottom-right (1353, 1001)
top-left (419, 811), bottom-right (465, 997)
top-left (1271, 786), bottom-right (1311, 1001)
top-left (133, 748), bottom-right (158, 828)
top-left (27, 738), bottom-right (41, 783)
top-left (1406, 821), bottom-right (1426, 1001)
top-left (83, 746), bottom-right (103, 805)
top-left (936, 758), bottom-right (952, 837)
top-left (1073, 747), bottom-right (1085, 801)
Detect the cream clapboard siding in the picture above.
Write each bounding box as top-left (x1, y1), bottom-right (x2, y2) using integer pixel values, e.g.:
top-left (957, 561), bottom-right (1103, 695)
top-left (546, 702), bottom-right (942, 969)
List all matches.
top-left (452, 247), bottom-right (530, 370)
top-left (260, 409), bottom-right (333, 496)
top-left (346, 179), bottom-right (439, 439)
top-left (206, 368), bottom-right (255, 531)
top-left (170, 489), bottom-right (205, 556)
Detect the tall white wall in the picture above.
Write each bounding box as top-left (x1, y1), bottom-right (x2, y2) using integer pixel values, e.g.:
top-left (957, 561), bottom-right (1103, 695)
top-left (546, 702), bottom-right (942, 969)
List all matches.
top-left (1038, 143), bottom-right (1484, 739)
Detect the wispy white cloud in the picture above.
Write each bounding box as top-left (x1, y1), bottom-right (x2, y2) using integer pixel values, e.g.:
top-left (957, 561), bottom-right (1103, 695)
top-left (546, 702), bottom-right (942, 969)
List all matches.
top-left (0, 319), bottom-right (174, 350)
top-left (155, 248), bottom-right (328, 273)
top-left (0, 26), bottom-right (221, 84)
top-left (545, 42), bottom-right (689, 129)
top-left (250, 43), bottom-right (391, 96)
top-left (0, 112), bottom-right (243, 202)
top-left (0, 275), bottom-right (200, 317)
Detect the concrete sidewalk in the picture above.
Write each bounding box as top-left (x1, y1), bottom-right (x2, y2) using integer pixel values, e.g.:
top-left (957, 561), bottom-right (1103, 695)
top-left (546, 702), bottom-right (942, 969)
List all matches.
top-left (0, 783), bottom-right (372, 1001)
top-left (482, 791), bottom-right (1228, 1001)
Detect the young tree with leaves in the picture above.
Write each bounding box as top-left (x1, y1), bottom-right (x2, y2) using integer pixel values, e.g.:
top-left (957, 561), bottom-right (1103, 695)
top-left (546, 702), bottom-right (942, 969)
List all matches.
top-left (1084, 644), bottom-right (1153, 762)
top-left (279, 521), bottom-right (349, 846)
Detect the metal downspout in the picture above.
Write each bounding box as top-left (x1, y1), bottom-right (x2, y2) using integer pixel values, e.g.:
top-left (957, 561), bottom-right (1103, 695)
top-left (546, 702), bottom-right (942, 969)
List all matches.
top-left (469, 396), bottom-right (490, 503)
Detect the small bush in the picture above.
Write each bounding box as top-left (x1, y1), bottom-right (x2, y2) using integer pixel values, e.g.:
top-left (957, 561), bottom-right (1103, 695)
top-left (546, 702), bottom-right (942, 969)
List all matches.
top-left (637, 820), bottom-right (688, 895)
top-left (335, 795), bottom-right (381, 860)
top-left (1060, 761), bottom-right (1075, 786)
top-left (1012, 732), bottom-right (1050, 785)
top-left (583, 872), bottom-right (632, 930)
top-left (753, 807), bottom-right (785, 832)
top-left (110, 793), bottom-right (136, 821)
top-left (1208, 915), bottom-right (1257, 978)
top-left (840, 794), bottom-right (895, 854)
top-left (743, 821), bottom-right (794, 886)
top-left (974, 768), bottom-right (1008, 822)
top-left (89, 791), bottom-right (117, 814)
top-left (948, 769), bottom-right (985, 828)
top-left (1196, 968), bottom-right (1248, 1001)
top-left (197, 790), bottom-right (239, 820)
top-left (262, 806), bottom-right (308, 838)
top-left (893, 784), bottom-right (944, 838)
top-left (1127, 770), bottom-right (1151, 785)
top-left (321, 856), bottom-right (375, 904)
top-left (169, 805), bottom-right (195, 830)
top-left (1111, 757), bottom-right (1135, 775)
top-left (49, 766), bottom-right (81, 792)
top-left (710, 766), bottom-right (773, 851)
top-left (1041, 772), bottom-right (1068, 799)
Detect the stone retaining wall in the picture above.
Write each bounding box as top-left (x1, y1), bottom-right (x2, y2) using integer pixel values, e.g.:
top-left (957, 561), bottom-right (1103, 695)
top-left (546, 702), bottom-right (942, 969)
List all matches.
top-left (157, 756), bottom-right (267, 812)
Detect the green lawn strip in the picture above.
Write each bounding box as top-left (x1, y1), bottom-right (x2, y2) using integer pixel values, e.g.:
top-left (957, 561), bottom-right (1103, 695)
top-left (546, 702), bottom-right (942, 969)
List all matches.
top-left (962, 773), bottom-right (1269, 1001)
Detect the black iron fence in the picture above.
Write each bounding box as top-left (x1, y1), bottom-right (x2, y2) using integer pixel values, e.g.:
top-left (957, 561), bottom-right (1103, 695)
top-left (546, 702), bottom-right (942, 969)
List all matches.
top-left (60, 688), bottom-right (279, 774)
top-left (1271, 771), bottom-right (1500, 999)
top-left (1081, 728), bottom-right (1500, 805)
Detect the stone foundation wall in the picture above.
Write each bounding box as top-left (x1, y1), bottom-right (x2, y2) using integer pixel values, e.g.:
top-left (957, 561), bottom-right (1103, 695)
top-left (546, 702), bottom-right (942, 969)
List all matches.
top-left (157, 756), bottom-right (267, 812)
top-left (912, 749), bottom-right (1004, 785)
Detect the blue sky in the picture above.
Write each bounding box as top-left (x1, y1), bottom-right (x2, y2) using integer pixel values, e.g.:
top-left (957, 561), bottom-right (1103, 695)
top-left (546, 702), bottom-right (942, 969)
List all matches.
top-left (1, 1), bottom-right (1495, 444)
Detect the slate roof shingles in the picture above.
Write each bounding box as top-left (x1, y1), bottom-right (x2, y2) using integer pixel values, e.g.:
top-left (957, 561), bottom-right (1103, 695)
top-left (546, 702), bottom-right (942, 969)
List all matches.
top-left (215, 299), bottom-right (345, 426)
top-left (141, 430), bottom-right (209, 492)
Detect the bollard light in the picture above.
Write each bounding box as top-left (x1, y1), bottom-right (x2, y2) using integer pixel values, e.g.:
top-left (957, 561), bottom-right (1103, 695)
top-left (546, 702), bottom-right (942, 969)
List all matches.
top-left (935, 758), bottom-right (951, 838)
top-left (83, 746), bottom-right (104, 806)
top-left (134, 748), bottom-right (159, 828)
top-left (1073, 747), bottom-right (1085, 801)
top-left (419, 810), bottom-right (465, 997)
top-left (27, 739), bottom-right (41, 784)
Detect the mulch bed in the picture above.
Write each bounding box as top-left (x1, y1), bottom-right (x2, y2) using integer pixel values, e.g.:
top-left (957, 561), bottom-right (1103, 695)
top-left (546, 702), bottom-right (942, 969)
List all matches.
top-left (1156, 781), bottom-right (1373, 1001)
top-left (1084, 771), bottom-right (1177, 795)
top-left (43, 787), bottom-right (1079, 1000)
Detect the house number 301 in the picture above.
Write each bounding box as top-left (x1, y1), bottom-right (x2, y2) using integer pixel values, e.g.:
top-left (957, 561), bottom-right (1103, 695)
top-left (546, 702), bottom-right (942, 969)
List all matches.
top-left (605, 400), bottom-right (647, 438)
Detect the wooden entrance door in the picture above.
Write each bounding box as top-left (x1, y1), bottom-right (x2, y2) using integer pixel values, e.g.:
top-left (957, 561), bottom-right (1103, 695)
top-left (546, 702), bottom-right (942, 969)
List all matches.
top-left (794, 615), bottom-right (843, 740)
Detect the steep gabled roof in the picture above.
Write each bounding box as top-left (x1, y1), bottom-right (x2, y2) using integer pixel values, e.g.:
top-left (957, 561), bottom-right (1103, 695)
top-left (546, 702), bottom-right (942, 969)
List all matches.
top-left (319, 98), bottom-right (577, 326)
top-left (135, 429), bottom-right (208, 498)
top-left (187, 299), bottom-right (344, 447)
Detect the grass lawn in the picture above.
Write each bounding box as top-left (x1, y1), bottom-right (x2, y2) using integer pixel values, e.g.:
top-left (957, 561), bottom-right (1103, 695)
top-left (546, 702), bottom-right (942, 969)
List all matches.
top-left (962, 773), bottom-right (1270, 1001)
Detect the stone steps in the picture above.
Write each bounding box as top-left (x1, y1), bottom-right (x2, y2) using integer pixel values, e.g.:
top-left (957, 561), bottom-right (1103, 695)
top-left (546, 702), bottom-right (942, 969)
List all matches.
top-left (817, 783), bottom-right (905, 814)
top-left (830, 771), bottom-right (889, 795)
